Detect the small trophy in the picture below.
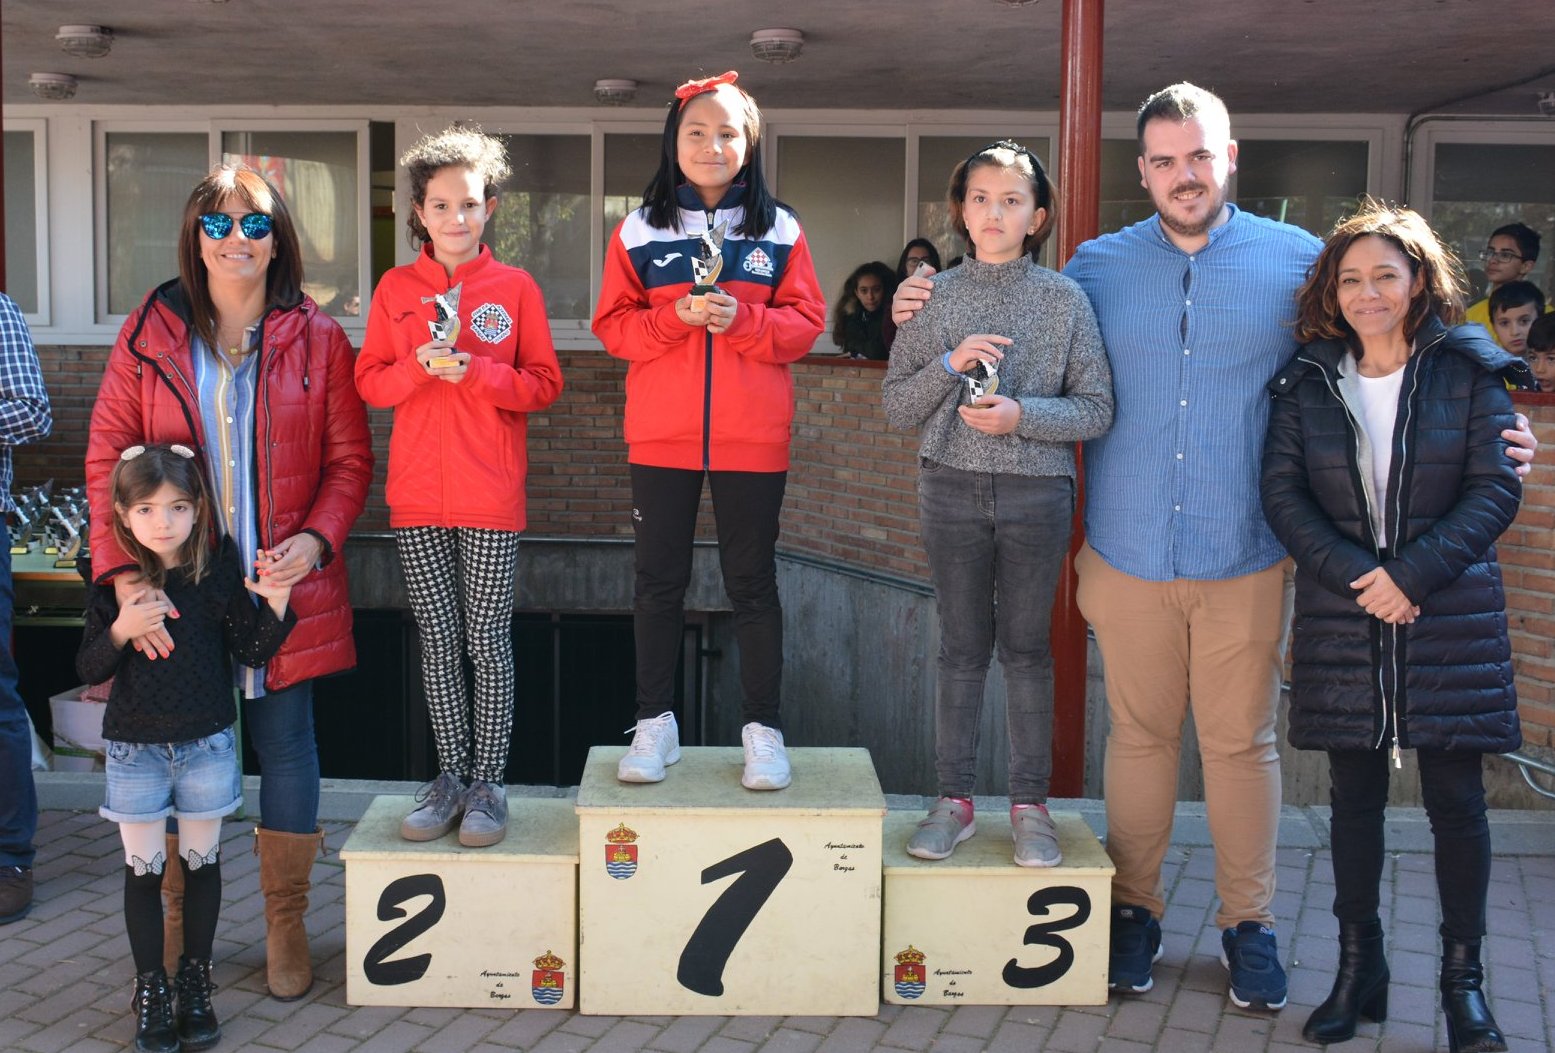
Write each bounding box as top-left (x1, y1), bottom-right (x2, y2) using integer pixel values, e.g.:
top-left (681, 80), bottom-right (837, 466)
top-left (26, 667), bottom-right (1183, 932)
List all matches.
top-left (963, 358), bottom-right (1000, 405)
top-left (689, 221), bottom-right (728, 313)
top-left (423, 283), bottom-right (463, 368)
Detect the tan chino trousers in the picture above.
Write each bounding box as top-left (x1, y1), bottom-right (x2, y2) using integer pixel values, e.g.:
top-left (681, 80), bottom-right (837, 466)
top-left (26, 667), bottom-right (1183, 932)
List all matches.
top-left (1076, 543), bottom-right (1293, 930)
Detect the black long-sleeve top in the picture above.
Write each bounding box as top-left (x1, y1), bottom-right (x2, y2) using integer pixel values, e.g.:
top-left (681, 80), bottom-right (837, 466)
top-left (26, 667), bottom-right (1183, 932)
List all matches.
top-left (77, 536), bottom-right (296, 744)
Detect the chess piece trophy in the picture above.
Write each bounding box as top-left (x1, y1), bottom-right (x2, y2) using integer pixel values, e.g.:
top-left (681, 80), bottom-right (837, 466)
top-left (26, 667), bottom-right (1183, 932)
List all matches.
top-left (689, 221), bottom-right (728, 313)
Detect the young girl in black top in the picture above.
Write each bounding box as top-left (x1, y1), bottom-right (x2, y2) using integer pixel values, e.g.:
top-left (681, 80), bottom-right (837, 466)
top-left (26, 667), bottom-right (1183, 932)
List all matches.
top-left (78, 444), bottom-right (295, 1053)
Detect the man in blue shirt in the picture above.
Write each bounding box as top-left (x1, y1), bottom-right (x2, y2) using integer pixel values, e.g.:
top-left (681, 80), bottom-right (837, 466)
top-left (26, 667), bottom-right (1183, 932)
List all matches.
top-left (892, 82), bottom-right (1538, 1011)
top-left (0, 292), bottom-right (53, 925)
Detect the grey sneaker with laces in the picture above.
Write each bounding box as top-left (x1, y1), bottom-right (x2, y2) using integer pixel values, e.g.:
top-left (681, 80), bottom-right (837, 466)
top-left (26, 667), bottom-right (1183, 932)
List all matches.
top-left (906, 797), bottom-right (975, 860)
top-left (617, 711), bottom-right (680, 783)
top-left (1010, 803), bottom-right (1062, 867)
top-left (400, 771), bottom-right (466, 841)
top-left (459, 780), bottom-right (508, 848)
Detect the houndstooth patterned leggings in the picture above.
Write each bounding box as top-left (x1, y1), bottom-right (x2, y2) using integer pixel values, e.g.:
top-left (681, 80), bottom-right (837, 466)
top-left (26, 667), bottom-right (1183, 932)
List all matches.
top-left (395, 526), bottom-right (520, 785)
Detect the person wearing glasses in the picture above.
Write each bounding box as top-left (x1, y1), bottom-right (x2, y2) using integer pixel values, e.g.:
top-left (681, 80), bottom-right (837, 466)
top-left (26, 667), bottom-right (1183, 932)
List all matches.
top-left (85, 164), bottom-right (372, 1003)
top-left (1465, 222), bottom-right (1542, 341)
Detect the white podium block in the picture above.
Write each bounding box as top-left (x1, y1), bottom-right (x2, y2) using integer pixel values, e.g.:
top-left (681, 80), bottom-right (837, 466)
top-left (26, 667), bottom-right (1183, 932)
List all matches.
top-left (341, 795), bottom-right (578, 1009)
top-left (575, 745), bottom-right (885, 1016)
top-left (881, 810), bottom-right (1113, 1006)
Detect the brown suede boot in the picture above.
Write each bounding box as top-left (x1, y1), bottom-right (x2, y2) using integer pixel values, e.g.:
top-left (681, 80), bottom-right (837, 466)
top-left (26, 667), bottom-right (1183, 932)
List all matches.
top-left (161, 833), bottom-right (183, 976)
top-left (255, 827), bottom-right (323, 1001)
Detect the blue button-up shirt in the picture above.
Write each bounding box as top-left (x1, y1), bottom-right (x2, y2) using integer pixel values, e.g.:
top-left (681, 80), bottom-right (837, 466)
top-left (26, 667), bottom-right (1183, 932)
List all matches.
top-left (1063, 204), bottom-right (1321, 582)
top-left (0, 294), bottom-right (52, 513)
top-left (192, 331), bottom-right (265, 696)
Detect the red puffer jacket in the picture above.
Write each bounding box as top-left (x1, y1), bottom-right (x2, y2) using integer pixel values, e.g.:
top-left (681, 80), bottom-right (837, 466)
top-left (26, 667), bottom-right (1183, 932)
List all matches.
top-left (86, 280), bottom-right (374, 690)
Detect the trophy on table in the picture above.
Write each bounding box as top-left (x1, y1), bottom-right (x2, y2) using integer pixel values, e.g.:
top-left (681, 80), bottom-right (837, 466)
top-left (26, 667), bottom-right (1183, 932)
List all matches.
top-left (689, 221), bottom-right (728, 313)
top-left (422, 283), bottom-right (463, 369)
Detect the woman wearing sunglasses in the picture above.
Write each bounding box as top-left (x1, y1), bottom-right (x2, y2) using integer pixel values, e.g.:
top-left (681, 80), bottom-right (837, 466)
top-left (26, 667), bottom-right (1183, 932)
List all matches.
top-left (85, 163), bottom-right (372, 1003)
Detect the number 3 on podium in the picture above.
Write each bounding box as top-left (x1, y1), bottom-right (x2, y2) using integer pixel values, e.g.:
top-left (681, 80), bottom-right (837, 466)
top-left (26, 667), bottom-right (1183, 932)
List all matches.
top-left (677, 838), bottom-right (794, 996)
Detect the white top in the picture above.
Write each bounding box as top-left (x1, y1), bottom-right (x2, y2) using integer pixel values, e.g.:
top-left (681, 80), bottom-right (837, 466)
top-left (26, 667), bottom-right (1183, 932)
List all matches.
top-left (1353, 360), bottom-right (1405, 541)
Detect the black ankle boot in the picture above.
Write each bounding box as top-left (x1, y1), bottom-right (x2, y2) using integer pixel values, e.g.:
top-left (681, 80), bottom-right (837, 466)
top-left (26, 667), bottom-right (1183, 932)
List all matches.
top-left (174, 955), bottom-right (221, 1051)
top-left (1302, 918), bottom-right (1389, 1044)
top-left (130, 968), bottom-right (179, 1053)
top-left (1440, 934), bottom-right (1507, 1053)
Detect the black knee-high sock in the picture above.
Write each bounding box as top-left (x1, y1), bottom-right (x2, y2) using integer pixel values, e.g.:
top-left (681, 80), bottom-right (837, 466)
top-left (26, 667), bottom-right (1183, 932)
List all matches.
top-left (124, 866), bottom-right (164, 974)
top-left (180, 852), bottom-right (222, 962)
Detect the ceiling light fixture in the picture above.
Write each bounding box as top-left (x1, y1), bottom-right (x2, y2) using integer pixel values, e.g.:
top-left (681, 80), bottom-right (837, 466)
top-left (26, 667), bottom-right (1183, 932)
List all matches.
top-left (56, 25), bottom-right (113, 58)
top-left (29, 73), bottom-right (79, 101)
top-left (750, 28), bottom-right (804, 64)
top-left (593, 79), bottom-right (639, 106)
top-left (991, 0), bottom-right (1041, 6)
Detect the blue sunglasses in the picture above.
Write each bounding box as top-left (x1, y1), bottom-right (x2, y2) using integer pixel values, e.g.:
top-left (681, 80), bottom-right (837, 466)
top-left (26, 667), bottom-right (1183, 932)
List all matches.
top-left (198, 212), bottom-right (274, 240)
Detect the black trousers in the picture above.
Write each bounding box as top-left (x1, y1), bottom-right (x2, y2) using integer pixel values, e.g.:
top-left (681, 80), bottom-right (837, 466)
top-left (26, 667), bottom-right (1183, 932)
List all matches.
top-left (1327, 747), bottom-right (1491, 940)
top-left (630, 465), bottom-right (787, 729)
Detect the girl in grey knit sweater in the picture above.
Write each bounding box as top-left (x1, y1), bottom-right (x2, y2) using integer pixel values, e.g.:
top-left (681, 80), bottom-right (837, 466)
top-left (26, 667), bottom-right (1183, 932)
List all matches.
top-left (882, 141), bottom-right (1113, 868)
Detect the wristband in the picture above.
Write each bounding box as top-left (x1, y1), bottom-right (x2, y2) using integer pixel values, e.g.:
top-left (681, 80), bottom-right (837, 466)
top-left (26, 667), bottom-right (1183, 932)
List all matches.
top-left (942, 351), bottom-right (959, 376)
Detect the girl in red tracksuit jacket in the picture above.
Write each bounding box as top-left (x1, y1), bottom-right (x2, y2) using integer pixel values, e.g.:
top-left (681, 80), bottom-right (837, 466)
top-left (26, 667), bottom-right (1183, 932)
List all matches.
top-left (356, 126), bottom-right (563, 848)
top-left (592, 71), bottom-right (825, 792)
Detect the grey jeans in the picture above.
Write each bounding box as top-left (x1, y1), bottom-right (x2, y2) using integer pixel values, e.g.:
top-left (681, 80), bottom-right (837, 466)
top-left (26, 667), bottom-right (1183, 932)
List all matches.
top-left (918, 461), bottom-right (1073, 804)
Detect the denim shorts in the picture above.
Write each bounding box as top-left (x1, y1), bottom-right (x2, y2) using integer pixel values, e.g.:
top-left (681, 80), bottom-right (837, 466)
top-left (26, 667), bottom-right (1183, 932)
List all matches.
top-left (99, 727), bottom-right (243, 824)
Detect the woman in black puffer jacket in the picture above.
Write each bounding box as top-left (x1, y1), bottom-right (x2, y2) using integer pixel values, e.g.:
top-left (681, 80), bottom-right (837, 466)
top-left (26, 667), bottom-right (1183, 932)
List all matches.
top-left (1261, 201), bottom-right (1524, 1052)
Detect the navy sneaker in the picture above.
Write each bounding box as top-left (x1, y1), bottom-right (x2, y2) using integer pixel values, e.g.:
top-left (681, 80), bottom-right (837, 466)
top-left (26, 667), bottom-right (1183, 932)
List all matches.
top-left (1109, 904), bottom-right (1163, 993)
top-left (1221, 921), bottom-right (1288, 1010)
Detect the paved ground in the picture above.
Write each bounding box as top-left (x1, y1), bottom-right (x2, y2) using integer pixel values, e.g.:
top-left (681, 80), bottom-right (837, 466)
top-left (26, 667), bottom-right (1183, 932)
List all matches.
top-left (5, 783), bottom-right (1555, 1053)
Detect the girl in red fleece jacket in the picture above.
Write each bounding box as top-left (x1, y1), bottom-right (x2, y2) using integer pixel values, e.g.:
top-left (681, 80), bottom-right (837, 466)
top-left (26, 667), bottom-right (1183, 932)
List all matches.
top-left (356, 126), bottom-right (563, 847)
top-left (592, 71), bottom-right (825, 791)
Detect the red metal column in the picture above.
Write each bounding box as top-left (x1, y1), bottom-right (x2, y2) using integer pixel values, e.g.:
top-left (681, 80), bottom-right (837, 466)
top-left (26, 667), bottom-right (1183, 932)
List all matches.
top-left (1049, 0), bottom-right (1103, 796)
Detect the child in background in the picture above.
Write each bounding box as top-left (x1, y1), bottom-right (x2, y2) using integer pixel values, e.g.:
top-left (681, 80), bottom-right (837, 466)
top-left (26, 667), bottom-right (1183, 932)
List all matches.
top-left (1526, 314), bottom-right (1555, 391)
top-left (356, 126), bottom-right (563, 847)
top-left (832, 261), bottom-right (896, 359)
top-left (1466, 222), bottom-right (1540, 334)
top-left (883, 141), bottom-right (1113, 866)
top-left (1489, 280), bottom-right (1546, 357)
top-left (593, 70), bottom-right (825, 791)
top-left (79, 444), bottom-right (295, 1053)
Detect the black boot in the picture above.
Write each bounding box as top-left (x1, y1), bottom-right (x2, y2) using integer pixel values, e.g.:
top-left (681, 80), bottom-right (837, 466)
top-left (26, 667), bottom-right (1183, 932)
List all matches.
top-left (1302, 918), bottom-right (1389, 1044)
top-left (1441, 934), bottom-right (1507, 1053)
top-left (174, 955), bottom-right (221, 1051)
top-left (130, 969), bottom-right (179, 1053)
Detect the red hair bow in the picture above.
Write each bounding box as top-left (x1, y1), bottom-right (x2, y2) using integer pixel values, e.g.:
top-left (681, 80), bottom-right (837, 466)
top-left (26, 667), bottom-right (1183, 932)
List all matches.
top-left (675, 70), bottom-right (739, 107)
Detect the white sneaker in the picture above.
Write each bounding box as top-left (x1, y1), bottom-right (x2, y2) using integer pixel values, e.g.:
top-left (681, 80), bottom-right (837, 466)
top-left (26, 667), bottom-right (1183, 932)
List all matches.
top-left (617, 711), bottom-right (680, 783)
top-left (741, 722), bottom-right (791, 790)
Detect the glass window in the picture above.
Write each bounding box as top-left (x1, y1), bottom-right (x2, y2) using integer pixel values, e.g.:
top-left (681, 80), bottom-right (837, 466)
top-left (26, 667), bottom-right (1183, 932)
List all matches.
top-left (1099, 139), bottom-right (1154, 235)
top-left (1236, 140), bottom-right (1368, 237)
top-left (918, 136), bottom-right (1052, 269)
top-left (487, 134), bottom-right (591, 319)
top-left (223, 131), bottom-right (361, 318)
top-left (3, 131), bottom-right (39, 315)
top-left (603, 133), bottom-right (663, 258)
top-left (778, 136), bottom-right (905, 319)
top-left (1431, 142), bottom-right (1555, 300)
top-left (104, 132), bottom-right (207, 316)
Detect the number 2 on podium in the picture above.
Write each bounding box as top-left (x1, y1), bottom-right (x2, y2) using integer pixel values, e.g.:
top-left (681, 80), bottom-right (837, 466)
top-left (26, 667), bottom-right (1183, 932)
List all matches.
top-left (677, 838), bottom-right (794, 996)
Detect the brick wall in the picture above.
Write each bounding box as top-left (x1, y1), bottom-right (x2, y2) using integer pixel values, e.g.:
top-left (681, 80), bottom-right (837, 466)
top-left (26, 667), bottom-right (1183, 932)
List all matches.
top-left (21, 339), bottom-right (1555, 751)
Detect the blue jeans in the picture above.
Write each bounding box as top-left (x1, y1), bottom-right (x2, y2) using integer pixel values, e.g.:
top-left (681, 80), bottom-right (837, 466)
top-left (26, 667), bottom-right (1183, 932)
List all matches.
top-left (918, 463), bottom-right (1073, 805)
top-left (242, 680), bottom-right (319, 833)
top-left (101, 727), bottom-right (242, 823)
top-left (0, 522), bottom-right (35, 868)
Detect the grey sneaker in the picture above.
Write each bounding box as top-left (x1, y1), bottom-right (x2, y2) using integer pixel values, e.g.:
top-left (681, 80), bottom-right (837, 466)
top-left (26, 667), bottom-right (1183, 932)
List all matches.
top-left (459, 780), bottom-right (508, 848)
top-left (617, 711), bottom-right (680, 783)
top-left (906, 797), bottom-right (975, 860)
top-left (400, 772), bottom-right (466, 841)
top-left (740, 722), bottom-right (791, 790)
top-left (1011, 804), bottom-right (1062, 868)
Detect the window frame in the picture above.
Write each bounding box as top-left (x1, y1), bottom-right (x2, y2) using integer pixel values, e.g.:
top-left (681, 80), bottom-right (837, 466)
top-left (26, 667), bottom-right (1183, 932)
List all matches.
top-left (2, 118), bottom-right (52, 326)
top-left (91, 117), bottom-right (370, 334)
